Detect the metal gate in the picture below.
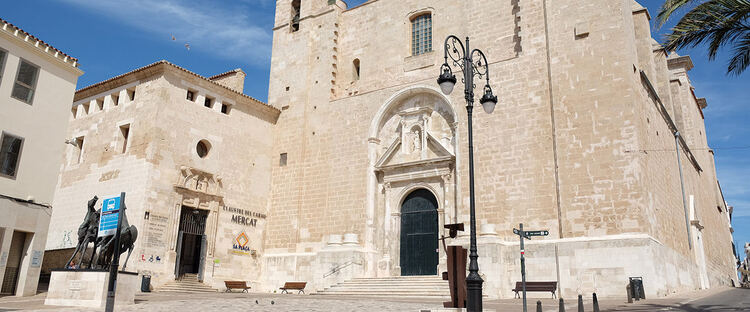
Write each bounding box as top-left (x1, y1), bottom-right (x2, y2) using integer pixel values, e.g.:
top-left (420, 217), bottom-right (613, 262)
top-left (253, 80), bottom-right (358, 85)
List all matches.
top-left (174, 207), bottom-right (208, 280)
top-left (400, 189), bottom-right (439, 276)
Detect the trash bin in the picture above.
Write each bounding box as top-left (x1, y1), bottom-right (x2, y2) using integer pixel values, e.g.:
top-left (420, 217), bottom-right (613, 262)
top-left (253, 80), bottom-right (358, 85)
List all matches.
top-left (141, 275), bottom-right (151, 292)
top-left (629, 277), bottom-right (645, 300)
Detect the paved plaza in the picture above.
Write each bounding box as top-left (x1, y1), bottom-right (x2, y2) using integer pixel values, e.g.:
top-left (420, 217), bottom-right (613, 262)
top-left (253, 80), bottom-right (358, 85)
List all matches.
top-left (0, 287), bottom-right (748, 312)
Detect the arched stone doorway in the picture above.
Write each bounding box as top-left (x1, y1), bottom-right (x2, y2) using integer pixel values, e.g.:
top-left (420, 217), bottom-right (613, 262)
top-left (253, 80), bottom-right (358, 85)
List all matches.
top-left (400, 189), bottom-right (439, 276)
top-left (365, 85), bottom-right (459, 277)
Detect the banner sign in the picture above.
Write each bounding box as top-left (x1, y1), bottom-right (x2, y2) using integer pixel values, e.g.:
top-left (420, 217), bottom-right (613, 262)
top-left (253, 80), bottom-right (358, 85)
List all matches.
top-left (98, 195), bottom-right (121, 237)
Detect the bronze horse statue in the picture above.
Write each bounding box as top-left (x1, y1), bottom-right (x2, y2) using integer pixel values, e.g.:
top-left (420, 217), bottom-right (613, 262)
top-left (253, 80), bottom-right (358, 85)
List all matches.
top-left (65, 196), bottom-right (100, 269)
top-left (96, 207), bottom-right (138, 270)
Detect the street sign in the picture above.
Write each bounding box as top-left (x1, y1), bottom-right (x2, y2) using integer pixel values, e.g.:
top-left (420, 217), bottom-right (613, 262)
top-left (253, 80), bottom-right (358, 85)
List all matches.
top-left (525, 230), bottom-right (549, 237)
top-left (98, 195), bottom-right (121, 237)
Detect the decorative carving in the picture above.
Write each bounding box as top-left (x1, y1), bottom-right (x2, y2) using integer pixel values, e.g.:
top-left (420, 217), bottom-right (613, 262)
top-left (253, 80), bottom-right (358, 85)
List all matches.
top-left (177, 166), bottom-right (223, 197)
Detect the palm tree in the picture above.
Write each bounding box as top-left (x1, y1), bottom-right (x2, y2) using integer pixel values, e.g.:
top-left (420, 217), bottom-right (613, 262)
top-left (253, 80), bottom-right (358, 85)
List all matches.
top-left (657, 0), bottom-right (750, 75)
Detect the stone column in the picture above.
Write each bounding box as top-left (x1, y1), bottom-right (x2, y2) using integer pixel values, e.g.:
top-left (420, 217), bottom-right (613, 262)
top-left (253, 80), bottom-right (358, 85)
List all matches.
top-left (365, 137), bottom-right (380, 278)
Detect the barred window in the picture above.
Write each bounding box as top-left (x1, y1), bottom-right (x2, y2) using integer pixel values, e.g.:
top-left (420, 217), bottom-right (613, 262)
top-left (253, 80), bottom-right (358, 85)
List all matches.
top-left (411, 14), bottom-right (432, 56)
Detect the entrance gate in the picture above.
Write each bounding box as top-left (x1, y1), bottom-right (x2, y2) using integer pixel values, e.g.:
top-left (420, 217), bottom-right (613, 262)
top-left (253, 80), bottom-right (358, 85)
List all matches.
top-left (174, 207), bottom-right (208, 281)
top-left (400, 189), bottom-right (439, 276)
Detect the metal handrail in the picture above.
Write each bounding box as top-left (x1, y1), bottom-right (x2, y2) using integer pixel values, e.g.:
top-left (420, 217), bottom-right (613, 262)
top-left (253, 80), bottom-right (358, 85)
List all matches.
top-left (323, 260), bottom-right (362, 278)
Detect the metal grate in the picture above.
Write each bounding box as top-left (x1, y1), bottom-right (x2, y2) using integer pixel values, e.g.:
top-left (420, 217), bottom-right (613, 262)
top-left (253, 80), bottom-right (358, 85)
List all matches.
top-left (179, 208), bottom-right (208, 235)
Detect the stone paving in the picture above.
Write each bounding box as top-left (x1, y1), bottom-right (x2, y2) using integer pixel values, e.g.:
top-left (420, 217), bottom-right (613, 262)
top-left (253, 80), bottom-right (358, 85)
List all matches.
top-left (0, 287), bottom-right (744, 312)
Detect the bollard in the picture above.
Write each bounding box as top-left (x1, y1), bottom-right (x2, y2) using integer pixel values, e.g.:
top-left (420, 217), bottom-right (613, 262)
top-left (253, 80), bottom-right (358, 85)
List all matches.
top-left (559, 298), bottom-right (566, 312)
top-left (592, 293), bottom-right (600, 312)
top-left (537, 300), bottom-right (543, 312)
top-left (578, 294), bottom-right (584, 312)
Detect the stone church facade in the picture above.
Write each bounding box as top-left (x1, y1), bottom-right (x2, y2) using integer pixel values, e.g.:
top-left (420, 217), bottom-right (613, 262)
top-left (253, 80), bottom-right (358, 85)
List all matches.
top-left (44, 0), bottom-right (737, 299)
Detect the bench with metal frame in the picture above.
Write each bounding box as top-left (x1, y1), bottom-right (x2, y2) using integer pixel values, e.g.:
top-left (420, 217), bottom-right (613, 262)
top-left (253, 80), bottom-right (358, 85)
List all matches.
top-left (280, 282), bottom-right (306, 294)
top-left (512, 281), bottom-right (557, 298)
top-left (224, 281), bottom-right (251, 293)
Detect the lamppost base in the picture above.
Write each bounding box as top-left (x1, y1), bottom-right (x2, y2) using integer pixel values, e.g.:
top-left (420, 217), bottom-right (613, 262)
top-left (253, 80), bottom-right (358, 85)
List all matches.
top-left (466, 274), bottom-right (484, 312)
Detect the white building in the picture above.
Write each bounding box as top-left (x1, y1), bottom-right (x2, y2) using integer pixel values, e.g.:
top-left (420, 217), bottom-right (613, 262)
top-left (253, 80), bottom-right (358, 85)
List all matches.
top-left (0, 18), bottom-right (83, 296)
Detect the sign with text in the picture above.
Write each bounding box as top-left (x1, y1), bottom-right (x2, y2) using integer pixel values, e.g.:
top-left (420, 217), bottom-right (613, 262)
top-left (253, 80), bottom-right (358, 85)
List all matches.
top-left (98, 195), bottom-right (121, 237)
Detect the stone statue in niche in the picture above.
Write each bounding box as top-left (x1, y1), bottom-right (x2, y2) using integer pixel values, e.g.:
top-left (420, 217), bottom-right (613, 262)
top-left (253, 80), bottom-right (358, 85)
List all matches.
top-left (412, 128), bottom-right (422, 153)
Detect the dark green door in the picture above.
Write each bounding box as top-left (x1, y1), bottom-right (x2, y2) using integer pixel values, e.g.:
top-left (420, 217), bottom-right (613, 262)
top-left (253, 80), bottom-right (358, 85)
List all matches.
top-left (400, 189), bottom-right (439, 276)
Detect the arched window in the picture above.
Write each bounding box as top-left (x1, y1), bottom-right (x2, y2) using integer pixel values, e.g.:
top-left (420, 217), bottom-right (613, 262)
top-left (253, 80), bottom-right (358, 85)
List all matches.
top-left (411, 13), bottom-right (432, 56)
top-left (353, 58), bottom-right (361, 80)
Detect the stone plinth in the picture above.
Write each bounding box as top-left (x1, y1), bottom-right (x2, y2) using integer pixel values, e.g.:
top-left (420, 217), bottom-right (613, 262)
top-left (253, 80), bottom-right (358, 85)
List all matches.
top-left (44, 269), bottom-right (138, 308)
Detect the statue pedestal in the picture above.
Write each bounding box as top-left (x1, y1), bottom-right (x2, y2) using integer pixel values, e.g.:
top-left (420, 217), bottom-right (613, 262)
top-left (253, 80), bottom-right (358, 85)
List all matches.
top-left (45, 269), bottom-right (138, 308)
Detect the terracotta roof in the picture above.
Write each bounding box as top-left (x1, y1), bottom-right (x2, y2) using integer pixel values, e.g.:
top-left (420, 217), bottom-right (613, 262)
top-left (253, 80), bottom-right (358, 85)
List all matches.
top-left (75, 60), bottom-right (276, 112)
top-left (208, 68), bottom-right (245, 80)
top-left (0, 17), bottom-right (80, 68)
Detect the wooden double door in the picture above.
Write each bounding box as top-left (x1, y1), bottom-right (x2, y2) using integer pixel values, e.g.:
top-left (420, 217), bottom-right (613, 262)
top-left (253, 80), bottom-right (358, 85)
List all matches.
top-left (400, 189), bottom-right (439, 276)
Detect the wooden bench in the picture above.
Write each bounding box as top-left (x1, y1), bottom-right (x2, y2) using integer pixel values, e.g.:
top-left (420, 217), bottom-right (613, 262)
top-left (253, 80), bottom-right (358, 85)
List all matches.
top-left (224, 281), bottom-right (251, 293)
top-left (512, 281), bottom-right (557, 298)
top-left (280, 282), bottom-right (307, 294)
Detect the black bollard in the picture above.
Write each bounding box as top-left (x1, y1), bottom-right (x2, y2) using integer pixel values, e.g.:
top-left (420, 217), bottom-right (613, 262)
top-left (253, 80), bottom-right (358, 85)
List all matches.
top-left (559, 298), bottom-right (566, 312)
top-left (578, 294), bottom-right (584, 312)
top-left (593, 293), bottom-right (600, 312)
top-left (537, 300), bottom-right (543, 312)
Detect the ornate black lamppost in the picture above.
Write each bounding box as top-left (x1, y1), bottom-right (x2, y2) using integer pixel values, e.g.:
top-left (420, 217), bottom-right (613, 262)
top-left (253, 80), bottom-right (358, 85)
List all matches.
top-left (437, 36), bottom-right (497, 312)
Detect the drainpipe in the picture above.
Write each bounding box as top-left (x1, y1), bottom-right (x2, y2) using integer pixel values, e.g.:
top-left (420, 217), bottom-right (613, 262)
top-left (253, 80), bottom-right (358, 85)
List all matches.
top-left (675, 131), bottom-right (693, 249)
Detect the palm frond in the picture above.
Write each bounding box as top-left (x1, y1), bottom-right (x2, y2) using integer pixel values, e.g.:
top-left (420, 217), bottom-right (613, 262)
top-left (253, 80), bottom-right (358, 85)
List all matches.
top-left (663, 0), bottom-right (750, 64)
top-left (727, 33), bottom-right (750, 75)
top-left (657, 0), bottom-right (700, 27)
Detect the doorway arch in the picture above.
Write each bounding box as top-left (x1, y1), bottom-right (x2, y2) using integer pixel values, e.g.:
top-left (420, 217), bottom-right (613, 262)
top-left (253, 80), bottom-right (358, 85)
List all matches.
top-left (400, 188), bottom-right (439, 276)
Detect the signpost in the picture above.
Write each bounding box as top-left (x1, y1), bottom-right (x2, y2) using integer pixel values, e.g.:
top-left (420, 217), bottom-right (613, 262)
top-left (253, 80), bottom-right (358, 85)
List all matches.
top-left (101, 192), bottom-right (126, 312)
top-left (512, 223), bottom-right (549, 312)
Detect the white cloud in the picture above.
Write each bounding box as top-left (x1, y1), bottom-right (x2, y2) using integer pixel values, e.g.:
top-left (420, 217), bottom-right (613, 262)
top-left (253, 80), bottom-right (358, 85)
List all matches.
top-left (57, 0), bottom-right (272, 65)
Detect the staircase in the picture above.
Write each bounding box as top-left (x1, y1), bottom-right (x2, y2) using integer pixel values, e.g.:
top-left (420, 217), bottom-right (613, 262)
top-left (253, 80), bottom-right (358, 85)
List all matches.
top-left (156, 274), bottom-right (217, 293)
top-left (314, 276), bottom-right (450, 299)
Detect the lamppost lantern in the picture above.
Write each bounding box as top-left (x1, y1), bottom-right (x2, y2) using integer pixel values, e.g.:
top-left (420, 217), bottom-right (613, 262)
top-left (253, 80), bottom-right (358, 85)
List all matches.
top-left (438, 64), bottom-right (457, 95)
top-left (480, 84), bottom-right (498, 114)
top-left (436, 35), bottom-right (496, 312)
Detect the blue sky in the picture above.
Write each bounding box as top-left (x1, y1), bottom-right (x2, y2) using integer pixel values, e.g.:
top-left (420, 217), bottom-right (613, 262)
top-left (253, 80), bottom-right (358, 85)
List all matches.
top-left (3, 1), bottom-right (748, 260)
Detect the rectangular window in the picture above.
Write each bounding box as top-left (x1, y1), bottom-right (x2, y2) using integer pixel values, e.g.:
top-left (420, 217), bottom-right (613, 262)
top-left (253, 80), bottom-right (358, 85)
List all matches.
top-left (0, 49), bottom-right (7, 85)
top-left (291, 0), bottom-right (301, 32)
top-left (119, 124), bottom-right (130, 153)
top-left (186, 90), bottom-right (195, 101)
top-left (279, 153), bottom-right (288, 166)
top-left (204, 96), bottom-right (213, 108)
top-left (0, 132), bottom-right (24, 178)
top-left (411, 14), bottom-right (432, 56)
top-left (11, 60), bottom-right (40, 104)
top-left (221, 103), bottom-right (231, 115)
top-left (73, 136), bottom-right (84, 164)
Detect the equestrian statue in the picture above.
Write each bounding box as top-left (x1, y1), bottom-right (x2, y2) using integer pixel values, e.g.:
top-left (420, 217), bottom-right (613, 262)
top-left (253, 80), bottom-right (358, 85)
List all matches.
top-left (65, 195), bottom-right (138, 270)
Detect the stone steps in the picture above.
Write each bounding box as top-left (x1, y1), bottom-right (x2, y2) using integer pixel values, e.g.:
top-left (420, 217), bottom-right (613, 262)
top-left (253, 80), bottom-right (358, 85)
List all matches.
top-left (156, 274), bottom-right (217, 293)
top-left (314, 276), bottom-right (450, 299)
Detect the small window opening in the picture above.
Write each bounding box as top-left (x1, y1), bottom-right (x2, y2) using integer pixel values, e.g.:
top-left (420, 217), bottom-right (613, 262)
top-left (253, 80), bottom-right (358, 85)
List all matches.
top-left (73, 136), bottom-right (84, 164)
top-left (96, 97), bottom-right (104, 110)
top-left (291, 0), bottom-right (301, 32)
top-left (353, 58), bottom-right (361, 81)
top-left (204, 96), bottom-right (214, 108)
top-left (196, 140), bottom-right (211, 158)
top-left (119, 124), bottom-right (130, 154)
top-left (221, 103), bottom-right (231, 115)
top-left (82, 102), bottom-right (90, 115)
top-left (186, 90), bottom-right (195, 101)
top-left (71, 106), bottom-right (78, 118)
top-left (112, 94), bottom-right (120, 106)
top-left (280, 153), bottom-right (288, 166)
top-left (127, 88), bottom-right (136, 101)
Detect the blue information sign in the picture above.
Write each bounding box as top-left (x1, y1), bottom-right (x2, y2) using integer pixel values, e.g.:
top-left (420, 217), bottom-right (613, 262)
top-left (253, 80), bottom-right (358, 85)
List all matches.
top-left (98, 196), bottom-right (121, 237)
